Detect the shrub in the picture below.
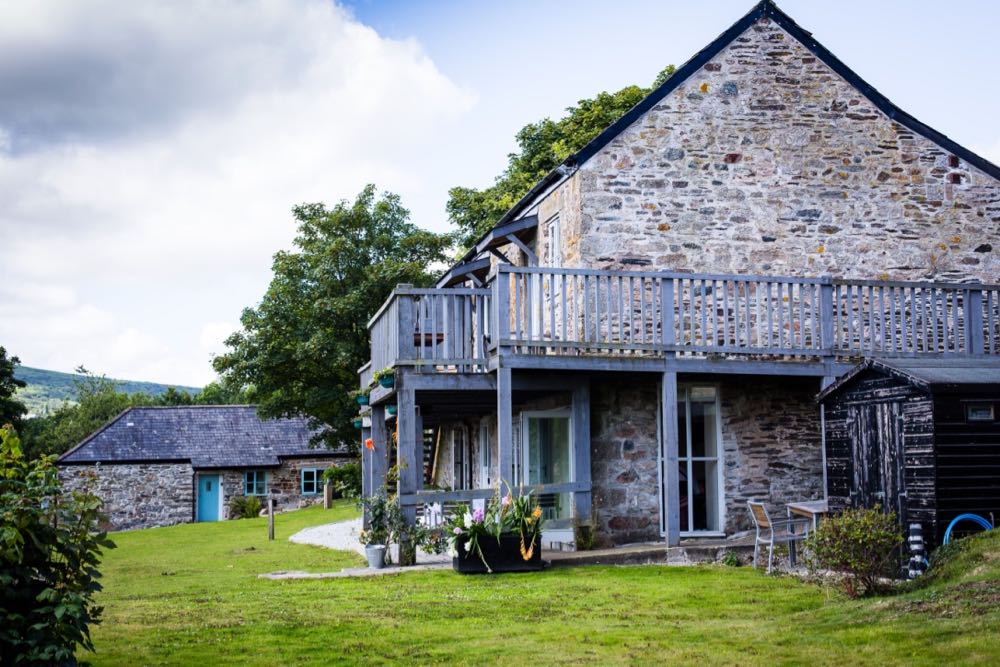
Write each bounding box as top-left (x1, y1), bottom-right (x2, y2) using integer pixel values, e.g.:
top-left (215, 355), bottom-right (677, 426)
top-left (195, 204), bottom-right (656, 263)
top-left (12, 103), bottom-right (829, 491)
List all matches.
top-left (1, 424), bottom-right (115, 664)
top-left (805, 506), bottom-right (904, 597)
top-left (229, 494), bottom-right (263, 520)
top-left (324, 462), bottom-right (362, 499)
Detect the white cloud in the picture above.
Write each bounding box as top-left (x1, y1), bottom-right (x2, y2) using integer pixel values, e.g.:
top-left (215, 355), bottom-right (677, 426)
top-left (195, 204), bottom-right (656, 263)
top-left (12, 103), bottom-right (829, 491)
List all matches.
top-left (0, 0), bottom-right (475, 385)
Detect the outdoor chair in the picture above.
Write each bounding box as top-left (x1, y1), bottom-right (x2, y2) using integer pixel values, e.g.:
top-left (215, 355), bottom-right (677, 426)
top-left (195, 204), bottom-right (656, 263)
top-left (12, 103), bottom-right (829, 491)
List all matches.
top-left (747, 500), bottom-right (812, 574)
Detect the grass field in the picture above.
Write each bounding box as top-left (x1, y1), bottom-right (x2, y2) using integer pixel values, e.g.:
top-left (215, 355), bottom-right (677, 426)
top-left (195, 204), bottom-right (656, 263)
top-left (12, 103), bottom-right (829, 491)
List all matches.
top-left (87, 504), bottom-right (1000, 666)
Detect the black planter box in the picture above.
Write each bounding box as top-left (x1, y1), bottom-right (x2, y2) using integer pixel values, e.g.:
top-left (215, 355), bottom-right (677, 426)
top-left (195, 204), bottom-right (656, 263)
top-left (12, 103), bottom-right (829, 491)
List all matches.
top-left (452, 532), bottom-right (543, 574)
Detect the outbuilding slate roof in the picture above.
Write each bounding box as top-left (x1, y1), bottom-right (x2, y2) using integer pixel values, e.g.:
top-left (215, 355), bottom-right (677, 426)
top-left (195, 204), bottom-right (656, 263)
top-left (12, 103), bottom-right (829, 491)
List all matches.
top-left (818, 358), bottom-right (1000, 401)
top-left (58, 406), bottom-right (343, 468)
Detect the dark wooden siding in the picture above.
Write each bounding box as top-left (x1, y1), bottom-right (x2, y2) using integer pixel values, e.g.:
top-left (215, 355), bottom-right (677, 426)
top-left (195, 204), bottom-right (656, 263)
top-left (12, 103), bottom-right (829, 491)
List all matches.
top-left (932, 392), bottom-right (1000, 543)
top-left (823, 371), bottom-right (937, 542)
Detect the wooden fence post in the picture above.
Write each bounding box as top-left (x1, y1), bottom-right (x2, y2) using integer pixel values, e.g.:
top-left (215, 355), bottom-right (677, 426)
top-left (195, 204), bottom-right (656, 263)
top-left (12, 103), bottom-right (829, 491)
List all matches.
top-left (324, 480), bottom-right (333, 509)
top-left (267, 496), bottom-right (275, 541)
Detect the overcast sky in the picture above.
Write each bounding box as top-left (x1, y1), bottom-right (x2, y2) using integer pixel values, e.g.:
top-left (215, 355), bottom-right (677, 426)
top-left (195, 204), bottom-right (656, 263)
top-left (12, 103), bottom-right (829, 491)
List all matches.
top-left (2, 0), bottom-right (998, 386)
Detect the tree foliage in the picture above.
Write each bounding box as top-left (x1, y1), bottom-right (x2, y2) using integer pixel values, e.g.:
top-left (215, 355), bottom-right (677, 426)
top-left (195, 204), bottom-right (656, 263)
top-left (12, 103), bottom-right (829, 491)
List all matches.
top-left (0, 347), bottom-right (27, 431)
top-left (447, 65), bottom-right (676, 246)
top-left (0, 424), bottom-right (115, 664)
top-left (212, 185), bottom-right (451, 454)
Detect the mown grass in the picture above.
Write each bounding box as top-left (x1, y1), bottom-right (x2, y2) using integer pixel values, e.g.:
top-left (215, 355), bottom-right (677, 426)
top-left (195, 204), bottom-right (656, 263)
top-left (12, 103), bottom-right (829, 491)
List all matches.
top-left (87, 507), bottom-right (1000, 666)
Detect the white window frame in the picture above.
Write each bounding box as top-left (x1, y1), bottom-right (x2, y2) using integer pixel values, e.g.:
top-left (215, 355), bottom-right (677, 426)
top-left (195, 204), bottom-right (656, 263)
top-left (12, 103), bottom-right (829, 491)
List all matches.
top-left (244, 469), bottom-right (268, 496)
top-left (658, 384), bottom-right (726, 537)
top-left (543, 214), bottom-right (562, 268)
top-left (520, 409), bottom-right (574, 522)
top-left (479, 420), bottom-right (491, 487)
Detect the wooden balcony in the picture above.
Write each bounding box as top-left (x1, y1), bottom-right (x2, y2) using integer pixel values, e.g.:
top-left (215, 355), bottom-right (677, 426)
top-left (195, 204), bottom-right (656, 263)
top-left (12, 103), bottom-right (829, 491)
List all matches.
top-left (365, 266), bottom-right (1000, 379)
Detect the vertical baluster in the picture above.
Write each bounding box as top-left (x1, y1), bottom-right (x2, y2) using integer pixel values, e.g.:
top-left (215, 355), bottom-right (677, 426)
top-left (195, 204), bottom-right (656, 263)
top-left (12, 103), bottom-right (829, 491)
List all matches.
top-left (560, 273), bottom-right (567, 347)
top-left (583, 274), bottom-right (591, 345)
top-left (723, 280), bottom-right (731, 348)
top-left (795, 283), bottom-right (803, 350)
top-left (733, 281), bottom-right (742, 348)
top-left (626, 276), bottom-right (634, 344)
top-left (952, 290), bottom-right (961, 353)
top-left (638, 277), bottom-right (646, 345)
top-left (764, 282), bottom-right (772, 349)
top-left (513, 274), bottom-right (522, 344)
top-left (430, 294), bottom-right (439, 360)
top-left (989, 290), bottom-right (997, 353)
top-left (548, 274), bottom-right (555, 345)
top-left (776, 282), bottom-right (785, 350)
top-left (918, 288), bottom-right (927, 354)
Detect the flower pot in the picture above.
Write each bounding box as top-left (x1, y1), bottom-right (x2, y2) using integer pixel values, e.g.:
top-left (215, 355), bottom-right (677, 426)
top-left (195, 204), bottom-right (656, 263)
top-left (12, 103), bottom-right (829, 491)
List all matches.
top-left (378, 375), bottom-right (395, 388)
top-left (352, 419), bottom-right (363, 429)
top-left (386, 405), bottom-right (397, 416)
top-left (356, 394), bottom-right (369, 406)
top-left (452, 532), bottom-right (543, 574)
top-left (365, 544), bottom-right (387, 569)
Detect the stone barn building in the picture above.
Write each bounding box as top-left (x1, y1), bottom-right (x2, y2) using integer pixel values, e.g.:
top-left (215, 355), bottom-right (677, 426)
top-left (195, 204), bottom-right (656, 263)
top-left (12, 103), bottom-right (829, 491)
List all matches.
top-left (57, 406), bottom-right (349, 531)
top-left (357, 0), bottom-right (1000, 555)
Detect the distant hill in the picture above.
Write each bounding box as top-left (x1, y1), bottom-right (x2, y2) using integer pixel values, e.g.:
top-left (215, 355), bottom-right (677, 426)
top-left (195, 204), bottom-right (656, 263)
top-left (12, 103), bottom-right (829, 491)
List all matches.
top-left (14, 366), bottom-right (202, 416)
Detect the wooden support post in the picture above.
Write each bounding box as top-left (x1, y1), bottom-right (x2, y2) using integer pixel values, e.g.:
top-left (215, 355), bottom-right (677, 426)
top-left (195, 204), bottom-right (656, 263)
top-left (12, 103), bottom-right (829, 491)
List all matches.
top-left (497, 366), bottom-right (514, 491)
top-left (267, 495), bottom-right (275, 541)
top-left (397, 291), bottom-right (416, 362)
top-left (324, 480), bottom-right (333, 510)
top-left (661, 371), bottom-right (680, 546)
top-left (364, 404), bottom-right (388, 532)
top-left (396, 382), bottom-right (419, 565)
top-left (965, 290), bottom-right (984, 354)
top-left (572, 381), bottom-right (592, 525)
top-left (359, 424), bottom-right (372, 499)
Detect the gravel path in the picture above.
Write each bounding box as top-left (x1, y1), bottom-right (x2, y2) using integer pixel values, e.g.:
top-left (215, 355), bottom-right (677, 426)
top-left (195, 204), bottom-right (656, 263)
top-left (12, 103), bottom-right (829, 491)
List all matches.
top-left (288, 517), bottom-right (449, 565)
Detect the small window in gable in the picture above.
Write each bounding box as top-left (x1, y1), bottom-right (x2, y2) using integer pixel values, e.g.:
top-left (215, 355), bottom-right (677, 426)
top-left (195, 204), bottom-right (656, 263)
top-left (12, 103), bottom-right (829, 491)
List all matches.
top-left (244, 470), bottom-right (267, 496)
top-left (301, 468), bottom-right (325, 495)
top-left (544, 214), bottom-right (562, 267)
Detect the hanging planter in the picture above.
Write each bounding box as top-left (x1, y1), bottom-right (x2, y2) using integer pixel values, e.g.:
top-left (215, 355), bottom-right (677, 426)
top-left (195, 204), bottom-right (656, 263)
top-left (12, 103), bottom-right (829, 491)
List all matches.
top-left (356, 394), bottom-right (369, 406)
top-left (352, 418), bottom-right (363, 429)
top-left (386, 405), bottom-right (397, 416)
top-left (373, 367), bottom-right (395, 389)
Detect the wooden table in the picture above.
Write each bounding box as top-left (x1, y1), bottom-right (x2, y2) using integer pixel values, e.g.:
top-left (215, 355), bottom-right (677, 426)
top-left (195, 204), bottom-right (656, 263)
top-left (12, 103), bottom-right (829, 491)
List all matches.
top-left (785, 500), bottom-right (828, 565)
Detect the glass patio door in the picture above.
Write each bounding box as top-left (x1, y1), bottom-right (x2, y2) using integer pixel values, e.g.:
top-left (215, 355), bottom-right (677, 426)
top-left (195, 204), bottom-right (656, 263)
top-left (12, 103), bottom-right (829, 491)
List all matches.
top-left (522, 411), bottom-right (573, 523)
top-left (664, 386), bottom-right (722, 534)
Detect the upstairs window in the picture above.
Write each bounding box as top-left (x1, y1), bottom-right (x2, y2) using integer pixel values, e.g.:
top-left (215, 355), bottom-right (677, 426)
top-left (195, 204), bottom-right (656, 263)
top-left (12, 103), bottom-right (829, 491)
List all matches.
top-left (301, 468), bottom-right (325, 495)
top-left (244, 470), bottom-right (267, 496)
top-left (544, 214), bottom-right (562, 267)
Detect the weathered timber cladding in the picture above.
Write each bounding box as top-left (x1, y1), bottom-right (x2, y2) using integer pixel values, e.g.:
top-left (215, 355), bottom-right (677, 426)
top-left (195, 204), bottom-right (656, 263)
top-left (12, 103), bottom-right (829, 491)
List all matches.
top-left (59, 463), bottom-right (195, 531)
top-left (823, 372), bottom-right (938, 542)
top-left (558, 18), bottom-right (1000, 283)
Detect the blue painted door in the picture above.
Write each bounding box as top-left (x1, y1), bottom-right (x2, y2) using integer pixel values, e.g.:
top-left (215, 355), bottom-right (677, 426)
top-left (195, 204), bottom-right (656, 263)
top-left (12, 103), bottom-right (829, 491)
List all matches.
top-left (197, 475), bottom-right (220, 522)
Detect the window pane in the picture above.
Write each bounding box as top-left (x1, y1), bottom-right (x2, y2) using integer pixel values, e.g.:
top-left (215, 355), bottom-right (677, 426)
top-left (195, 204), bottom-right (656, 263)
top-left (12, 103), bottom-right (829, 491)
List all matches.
top-left (678, 461), bottom-right (689, 532)
top-left (677, 399), bottom-right (688, 457)
top-left (689, 400), bottom-right (717, 458)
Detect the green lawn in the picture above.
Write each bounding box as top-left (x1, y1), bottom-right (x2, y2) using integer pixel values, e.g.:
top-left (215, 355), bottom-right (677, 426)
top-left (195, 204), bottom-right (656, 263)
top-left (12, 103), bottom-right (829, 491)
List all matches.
top-left (88, 505), bottom-right (1000, 665)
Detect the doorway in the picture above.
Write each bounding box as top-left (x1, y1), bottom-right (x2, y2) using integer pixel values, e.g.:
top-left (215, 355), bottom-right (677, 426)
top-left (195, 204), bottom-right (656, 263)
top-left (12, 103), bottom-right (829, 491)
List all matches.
top-left (521, 410), bottom-right (573, 524)
top-left (197, 474), bottom-right (220, 522)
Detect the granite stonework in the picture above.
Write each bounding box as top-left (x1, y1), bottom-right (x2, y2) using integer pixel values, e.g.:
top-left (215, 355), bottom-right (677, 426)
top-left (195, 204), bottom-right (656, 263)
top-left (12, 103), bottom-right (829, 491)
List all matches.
top-left (530, 17), bottom-right (1000, 283)
top-left (219, 456), bottom-right (346, 519)
top-left (59, 463), bottom-right (194, 531)
top-left (590, 379), bottom-right (661, 546)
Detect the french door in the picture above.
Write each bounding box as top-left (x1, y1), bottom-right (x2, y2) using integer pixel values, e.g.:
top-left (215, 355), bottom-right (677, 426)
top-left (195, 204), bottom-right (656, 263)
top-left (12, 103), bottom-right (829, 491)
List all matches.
top-left (661, 385), bottom-right (723, 535)
top-left (521, 411), bottom-right (573, 523)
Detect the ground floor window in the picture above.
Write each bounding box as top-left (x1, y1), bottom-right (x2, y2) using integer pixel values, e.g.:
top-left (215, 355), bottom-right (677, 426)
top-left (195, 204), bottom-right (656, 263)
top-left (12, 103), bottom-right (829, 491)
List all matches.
top-left (244, 470), bottom-right (267, 496)
top-left (521, 410), bottom-right (573, 522)
top-left (301, 468), bottom-right (324, 495)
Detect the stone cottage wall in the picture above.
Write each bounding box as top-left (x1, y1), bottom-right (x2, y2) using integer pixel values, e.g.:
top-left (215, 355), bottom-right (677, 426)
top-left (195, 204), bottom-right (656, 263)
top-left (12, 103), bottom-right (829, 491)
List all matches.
top-left (59, 463), bottom-right (194, 531)
top-left (572, 17), bottom-right (1000, 282)
top-left (218, 456), bottom-right (346, 518)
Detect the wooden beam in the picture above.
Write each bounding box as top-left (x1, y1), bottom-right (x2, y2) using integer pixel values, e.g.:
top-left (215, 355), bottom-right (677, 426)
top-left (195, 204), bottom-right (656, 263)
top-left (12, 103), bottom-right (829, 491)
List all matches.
top-left (497, 367), bottom-right (514, 491)
top-left (661, 371), bottom-right (680, 546)
top-left (572, 381), bottom-right (592, 525)
top-left (367, 404), bottom-right (389, 529)
top-left (395, 386), bottom-right (419, 565)
top-left (507, 235), bottom-right (538, 266)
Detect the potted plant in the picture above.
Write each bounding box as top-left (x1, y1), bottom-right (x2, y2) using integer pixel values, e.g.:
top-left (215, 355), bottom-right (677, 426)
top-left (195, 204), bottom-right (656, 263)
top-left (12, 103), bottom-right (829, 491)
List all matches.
top-left (373, 367), bottom-right (395, 389)
top-left (386, 404), bottom-right (397, 416)
top-left (352, 418), bottom-right (363, 429)
top-left (351, 388), bottom-right (370, 406)
top-left (358, 491), bottom-right (404, 569)
top-left (447, 488), bottom-right (545, 574)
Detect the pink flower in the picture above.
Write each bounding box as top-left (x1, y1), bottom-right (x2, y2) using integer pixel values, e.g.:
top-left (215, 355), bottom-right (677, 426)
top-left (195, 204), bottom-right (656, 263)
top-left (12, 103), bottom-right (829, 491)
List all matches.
top-left (453, 527), bottom-right (462, 535)
top-left (501, 495), bottom-right (512, 508)
top-left (472, 508), bottom-right (485, 523)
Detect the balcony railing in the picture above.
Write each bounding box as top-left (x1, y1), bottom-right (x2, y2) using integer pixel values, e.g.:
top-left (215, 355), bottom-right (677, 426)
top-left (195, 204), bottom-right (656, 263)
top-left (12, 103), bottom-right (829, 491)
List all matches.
top-left (366, 266), bottom-right (1000, 375)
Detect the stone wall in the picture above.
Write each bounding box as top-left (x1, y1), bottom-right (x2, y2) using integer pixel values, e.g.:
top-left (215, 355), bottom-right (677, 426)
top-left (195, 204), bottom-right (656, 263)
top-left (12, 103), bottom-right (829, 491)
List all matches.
top-left (59, 463), bottom-right (194, 531)
top-left (590, 379), bottom-right (661, 545)
top-left (570, 17), bottom-right (1000, 282)
top-left (219, 456), bottom-right (347, 518)
top-left (718, 377), bottom-right (824, 535)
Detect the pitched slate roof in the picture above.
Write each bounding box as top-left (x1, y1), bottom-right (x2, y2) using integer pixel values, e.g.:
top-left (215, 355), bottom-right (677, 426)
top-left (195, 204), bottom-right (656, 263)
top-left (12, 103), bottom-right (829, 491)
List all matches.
top-left (452, 0), bottom-right (1000, 275)
top-left (818, 358), bottom-right (1000, 401)
top-left (58, 406), bottom-right (344, 468)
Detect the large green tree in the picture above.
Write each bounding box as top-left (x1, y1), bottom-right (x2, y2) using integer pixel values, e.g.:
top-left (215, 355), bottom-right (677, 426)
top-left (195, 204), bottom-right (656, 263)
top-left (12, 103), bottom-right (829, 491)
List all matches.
top-left (0, 347), bottom-right (27, 431)
top-left (448, 65), bottom-right (676, 247)
top-left (212, 185), bottom-right (451, 453)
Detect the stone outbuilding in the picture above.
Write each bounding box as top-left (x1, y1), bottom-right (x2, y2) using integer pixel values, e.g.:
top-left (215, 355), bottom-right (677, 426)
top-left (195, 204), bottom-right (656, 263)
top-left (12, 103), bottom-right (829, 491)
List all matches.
top-left (57, 405), bottom-right (350, 530)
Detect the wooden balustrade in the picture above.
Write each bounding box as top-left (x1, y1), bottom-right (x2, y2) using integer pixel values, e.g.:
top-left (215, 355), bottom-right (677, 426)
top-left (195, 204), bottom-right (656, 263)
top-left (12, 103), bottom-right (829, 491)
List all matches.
top-left (365, 267), bottom-right (1000, 378)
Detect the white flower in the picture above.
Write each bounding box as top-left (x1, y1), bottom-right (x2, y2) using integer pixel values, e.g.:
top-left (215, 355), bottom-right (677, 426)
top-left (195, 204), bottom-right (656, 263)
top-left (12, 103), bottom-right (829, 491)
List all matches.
top-left (463, 512), bottom-right (473, 529)
top-left (448, 547), bottom-right (458, 558)
top-left (463, 541), bottom-right (471, 552)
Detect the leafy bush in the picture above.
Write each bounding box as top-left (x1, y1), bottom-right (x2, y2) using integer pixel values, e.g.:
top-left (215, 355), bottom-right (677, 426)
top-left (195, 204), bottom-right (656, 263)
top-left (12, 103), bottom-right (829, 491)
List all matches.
top-left (228, 494), bottom-right (263, 520)
top-left (1, 424), bottom-right (115, 664)
top-left (806, 506), bottom-right (904, 597)
top-left (324, 462), bottom-right (362, 499)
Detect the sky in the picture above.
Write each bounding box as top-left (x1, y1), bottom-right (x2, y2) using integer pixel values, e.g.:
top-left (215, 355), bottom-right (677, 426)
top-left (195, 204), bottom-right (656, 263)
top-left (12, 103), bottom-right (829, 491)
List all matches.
top-left (1, 0), bottom-right (998, 386)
